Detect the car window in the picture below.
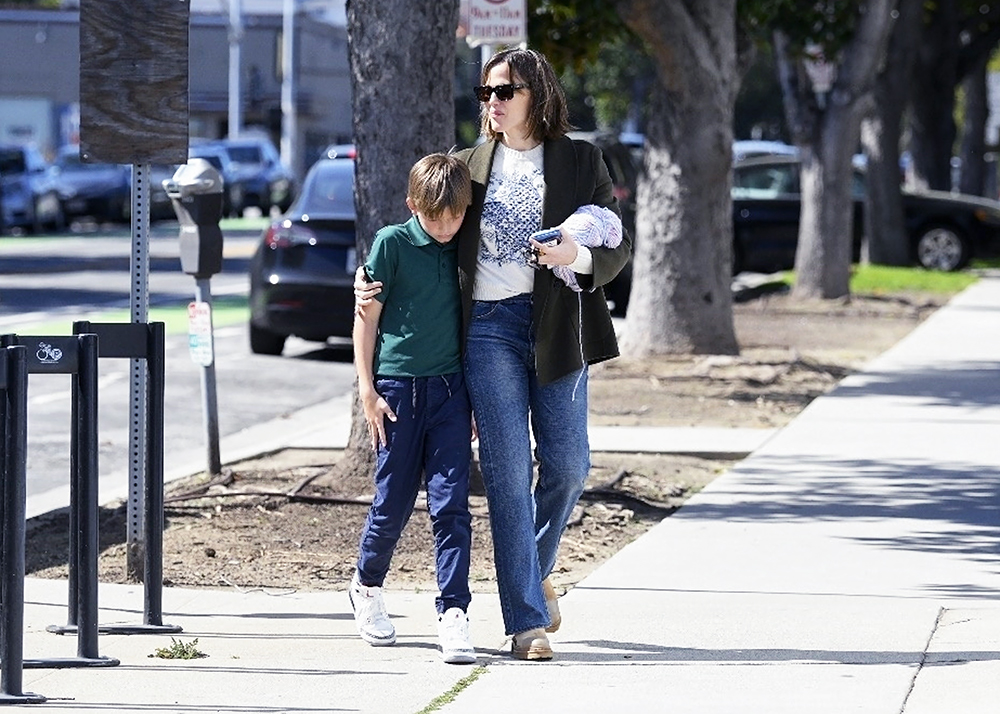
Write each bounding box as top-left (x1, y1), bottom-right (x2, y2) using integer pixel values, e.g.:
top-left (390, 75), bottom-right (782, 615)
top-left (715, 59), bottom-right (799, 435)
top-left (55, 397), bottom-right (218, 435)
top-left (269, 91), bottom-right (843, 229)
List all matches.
top-left (299, 163), bottom-right (354, 214)
top-left (226, 145), bottom-right (263, 164)
top-left (732, 164), bottom-right (798, 198)
top-left (0, 149), bottom-right (27, 175)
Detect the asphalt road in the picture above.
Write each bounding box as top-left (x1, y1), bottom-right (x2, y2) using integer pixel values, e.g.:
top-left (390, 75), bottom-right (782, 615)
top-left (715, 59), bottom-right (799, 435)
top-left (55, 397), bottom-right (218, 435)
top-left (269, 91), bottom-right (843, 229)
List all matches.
top-left (0, 221), bottom-right (358, 502)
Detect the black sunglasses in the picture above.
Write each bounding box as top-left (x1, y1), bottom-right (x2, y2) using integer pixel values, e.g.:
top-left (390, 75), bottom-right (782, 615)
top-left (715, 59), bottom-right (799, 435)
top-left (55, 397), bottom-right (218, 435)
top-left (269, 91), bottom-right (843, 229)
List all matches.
top-left (474, 83), bottom-right (528, 102)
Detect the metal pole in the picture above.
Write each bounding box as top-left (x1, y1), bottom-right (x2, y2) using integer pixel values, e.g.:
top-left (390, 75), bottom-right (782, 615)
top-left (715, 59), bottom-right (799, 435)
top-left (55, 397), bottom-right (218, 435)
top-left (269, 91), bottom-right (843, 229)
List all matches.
top-left (195, 279), bottom-right (222, 476)
top-left (280, 0), bottom-right (296, 177)
top-left (143, 323), bottom-right (171, 626)
top-left (75, 334), bottom-right (101, 661)
top-left (0, 346), bottom-right (46, 704)
top-left (127, 164), bottom-right (151, 580)
top-left (229, 0), bottom-right (243, 138)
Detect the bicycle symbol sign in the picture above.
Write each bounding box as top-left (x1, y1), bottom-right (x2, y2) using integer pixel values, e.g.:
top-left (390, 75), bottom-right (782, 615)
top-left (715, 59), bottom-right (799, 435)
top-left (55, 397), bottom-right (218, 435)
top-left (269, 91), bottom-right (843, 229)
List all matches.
top-left (36, 342), bottom-right (63, 364)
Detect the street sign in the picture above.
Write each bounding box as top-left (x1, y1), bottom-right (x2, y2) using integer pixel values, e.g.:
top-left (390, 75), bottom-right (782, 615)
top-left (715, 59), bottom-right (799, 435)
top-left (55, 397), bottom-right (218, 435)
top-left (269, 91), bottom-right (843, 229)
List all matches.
top-left (187, 301), bottom-right (214, 367)
top-left (461, 0), bottom-right (527, 47)
top-left (79, 0), bottom-right (189, 165)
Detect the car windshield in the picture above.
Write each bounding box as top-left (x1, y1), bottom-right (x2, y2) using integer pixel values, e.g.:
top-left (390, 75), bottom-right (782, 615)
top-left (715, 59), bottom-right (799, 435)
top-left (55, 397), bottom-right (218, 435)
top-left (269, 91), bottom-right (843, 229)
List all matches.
top-left (298, 162), bottom-right (354, 215)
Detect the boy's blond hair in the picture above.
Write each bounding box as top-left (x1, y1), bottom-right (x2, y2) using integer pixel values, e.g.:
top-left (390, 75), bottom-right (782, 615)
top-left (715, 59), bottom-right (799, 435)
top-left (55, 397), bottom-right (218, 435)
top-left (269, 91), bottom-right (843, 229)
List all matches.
top-left (407, 153), bottom-right (472, 219)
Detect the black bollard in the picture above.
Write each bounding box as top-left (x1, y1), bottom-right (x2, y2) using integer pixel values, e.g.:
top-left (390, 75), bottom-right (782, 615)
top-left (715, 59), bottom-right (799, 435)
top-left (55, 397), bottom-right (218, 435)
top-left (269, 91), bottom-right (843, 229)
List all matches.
top-left (0, 346), bottom-right (46, 703)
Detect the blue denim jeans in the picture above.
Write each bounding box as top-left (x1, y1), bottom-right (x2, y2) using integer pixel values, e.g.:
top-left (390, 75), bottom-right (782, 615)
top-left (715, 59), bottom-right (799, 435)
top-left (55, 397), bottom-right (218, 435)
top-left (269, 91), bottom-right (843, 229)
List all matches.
top-left (464, 295), bottom-right (590, 635)
top-left (355, 372), bottom-right (473, 614)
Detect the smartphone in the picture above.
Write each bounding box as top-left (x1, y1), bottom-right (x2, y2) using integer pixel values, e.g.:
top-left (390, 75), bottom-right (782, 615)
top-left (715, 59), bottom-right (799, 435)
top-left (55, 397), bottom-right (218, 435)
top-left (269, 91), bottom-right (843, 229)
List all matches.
top-left (530, 228), bottom-right (562, 247)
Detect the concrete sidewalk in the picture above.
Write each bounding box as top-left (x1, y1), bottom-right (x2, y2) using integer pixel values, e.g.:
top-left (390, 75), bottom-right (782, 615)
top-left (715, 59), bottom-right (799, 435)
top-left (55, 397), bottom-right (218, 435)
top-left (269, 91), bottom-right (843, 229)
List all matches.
top-left (11, 278), bottom-right (1000, 712)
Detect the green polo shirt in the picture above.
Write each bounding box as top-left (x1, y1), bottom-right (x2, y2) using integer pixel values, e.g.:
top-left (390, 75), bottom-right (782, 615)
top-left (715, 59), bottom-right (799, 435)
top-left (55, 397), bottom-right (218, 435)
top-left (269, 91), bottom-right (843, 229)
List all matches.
top-left (365, 215), bottom-right (462, 377)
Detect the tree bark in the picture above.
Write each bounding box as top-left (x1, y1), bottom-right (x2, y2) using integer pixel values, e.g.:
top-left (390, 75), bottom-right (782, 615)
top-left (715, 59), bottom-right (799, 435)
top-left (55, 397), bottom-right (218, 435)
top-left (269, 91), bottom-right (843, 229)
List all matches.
top-left (862, 0), bottom-right (923, 267)
top-left (615, 0), bottom-right (739, 357)
top-left (334, 0), bottom-right (458, 482)
top-left (908, 2), bottom-right (960, 192)
top-left (773, 1), bottom-right (896, 300)
top-left (958, 54), bottom-right (988, 198)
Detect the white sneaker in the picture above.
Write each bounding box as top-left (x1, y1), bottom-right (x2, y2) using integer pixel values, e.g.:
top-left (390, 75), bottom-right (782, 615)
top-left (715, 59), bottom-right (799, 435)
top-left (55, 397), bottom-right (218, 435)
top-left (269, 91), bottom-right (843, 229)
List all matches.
top-left (348, 573), bottom-right (396, 646)
top-left (437, 607), bottom-right (476, 664)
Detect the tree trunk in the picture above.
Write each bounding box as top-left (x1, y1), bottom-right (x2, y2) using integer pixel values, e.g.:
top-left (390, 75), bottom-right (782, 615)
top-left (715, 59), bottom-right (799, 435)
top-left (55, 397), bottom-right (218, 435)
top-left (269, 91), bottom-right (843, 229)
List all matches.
top-left (793, 120), bottom-right (862, 299)
top-left (958, 54), bottom-right (988, 197)
top-left (772, 1), bottom-right (896, 300)
top-left (333, 0), bottom-right (458, 483)
top-left (616, 0), bottom-right (739, 357)
top-left (908, 2), bottom-right (959, 192)
top-left (862, 0), bottom-right (923, 267)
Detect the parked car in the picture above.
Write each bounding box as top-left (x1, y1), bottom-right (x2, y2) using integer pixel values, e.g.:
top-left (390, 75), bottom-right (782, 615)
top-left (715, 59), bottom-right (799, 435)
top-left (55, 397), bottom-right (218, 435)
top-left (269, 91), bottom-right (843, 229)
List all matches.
top-left (732, 139), bottom-right (798, 162)
top-left (51, 145), bottom-right (131, 223)
top-left (207, 136), bottom-right (296, 214)
top-left (248, 158), bottom-right (356, 355)
top-left (323, 143), bottom-right (356, 160)
top-left (0, 143), bottom-right (64, 233)
top-left (732, 154), bottom-right (1000, 273)
top-left (189, 143), bottom-right (249, 218)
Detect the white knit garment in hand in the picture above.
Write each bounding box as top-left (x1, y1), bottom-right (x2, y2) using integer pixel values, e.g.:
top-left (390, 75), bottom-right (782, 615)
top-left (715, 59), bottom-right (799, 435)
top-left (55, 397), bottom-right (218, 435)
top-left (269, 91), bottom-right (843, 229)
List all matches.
top-left (551, 204), bottom-right (623, 292)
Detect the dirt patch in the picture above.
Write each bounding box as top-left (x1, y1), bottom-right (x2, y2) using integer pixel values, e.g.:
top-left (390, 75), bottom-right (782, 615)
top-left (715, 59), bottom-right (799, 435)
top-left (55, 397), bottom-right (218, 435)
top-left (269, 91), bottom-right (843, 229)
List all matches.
top-left (24, 289), bottom-right (945, 596)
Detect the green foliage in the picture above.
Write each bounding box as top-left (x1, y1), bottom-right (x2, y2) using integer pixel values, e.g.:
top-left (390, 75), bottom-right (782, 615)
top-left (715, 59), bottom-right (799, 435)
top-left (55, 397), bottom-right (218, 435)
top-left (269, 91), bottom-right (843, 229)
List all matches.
top-left (527, 0), bottom-right (632, 72)
top-left (524, 1), bottom-right (652, 132)
top-left (739, 0), bottom-right (860, 57)
top-left (149, 638), bottom-right (208, 660)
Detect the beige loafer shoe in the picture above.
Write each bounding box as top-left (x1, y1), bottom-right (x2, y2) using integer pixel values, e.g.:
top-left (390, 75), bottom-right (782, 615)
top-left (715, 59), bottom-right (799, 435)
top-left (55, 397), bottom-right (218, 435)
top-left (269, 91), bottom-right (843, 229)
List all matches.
top-left (511, 628), bottom-right (553, 660)
top-left (542, 578), bottom-right (561, 633)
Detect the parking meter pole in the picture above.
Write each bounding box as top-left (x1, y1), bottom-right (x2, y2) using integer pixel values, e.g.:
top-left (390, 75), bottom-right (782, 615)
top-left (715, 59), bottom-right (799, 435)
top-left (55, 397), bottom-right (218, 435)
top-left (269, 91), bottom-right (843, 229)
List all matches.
top-left (164, 159), bottom-right (225, 478)
top-left (195, 278), bottom-right (222, 476)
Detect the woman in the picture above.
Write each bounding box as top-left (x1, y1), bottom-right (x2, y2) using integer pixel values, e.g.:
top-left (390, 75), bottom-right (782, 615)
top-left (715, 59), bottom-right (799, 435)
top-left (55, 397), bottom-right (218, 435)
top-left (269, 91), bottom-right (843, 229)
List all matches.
top-left (356, 47), bottom-right (630, 660)
top-left (455, 47), bottom-right (630, 660)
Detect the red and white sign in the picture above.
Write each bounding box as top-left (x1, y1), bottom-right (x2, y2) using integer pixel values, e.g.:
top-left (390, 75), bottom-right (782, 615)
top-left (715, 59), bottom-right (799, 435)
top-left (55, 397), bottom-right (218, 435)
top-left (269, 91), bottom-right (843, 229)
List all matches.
top-left (188, 301), bottom-right (214, 367)
top-left (460, 0), bottom-right (527, 47)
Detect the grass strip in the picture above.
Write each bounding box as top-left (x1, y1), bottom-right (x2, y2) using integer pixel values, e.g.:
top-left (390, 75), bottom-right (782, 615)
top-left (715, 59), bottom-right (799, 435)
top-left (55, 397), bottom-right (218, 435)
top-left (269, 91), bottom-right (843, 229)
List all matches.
top-left (14, 295), bottom-right (249, 337)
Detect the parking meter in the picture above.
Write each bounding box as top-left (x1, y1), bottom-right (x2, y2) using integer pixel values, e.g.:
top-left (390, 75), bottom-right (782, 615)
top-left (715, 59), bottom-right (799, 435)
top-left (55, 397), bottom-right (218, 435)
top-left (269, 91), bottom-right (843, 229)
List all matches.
top-left (163, 159), bottom-right (224, 278)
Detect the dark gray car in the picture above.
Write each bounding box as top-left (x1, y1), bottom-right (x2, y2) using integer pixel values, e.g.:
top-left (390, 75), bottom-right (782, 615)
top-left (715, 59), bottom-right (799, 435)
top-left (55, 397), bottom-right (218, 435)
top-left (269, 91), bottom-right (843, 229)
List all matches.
top-left (248, 158), bottom-right (356, 355)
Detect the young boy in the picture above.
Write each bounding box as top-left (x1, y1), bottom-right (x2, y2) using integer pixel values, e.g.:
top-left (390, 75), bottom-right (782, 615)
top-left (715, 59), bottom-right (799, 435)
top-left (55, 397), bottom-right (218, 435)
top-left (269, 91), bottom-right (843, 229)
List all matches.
top-left (349, 153), bottom-right (476, 664)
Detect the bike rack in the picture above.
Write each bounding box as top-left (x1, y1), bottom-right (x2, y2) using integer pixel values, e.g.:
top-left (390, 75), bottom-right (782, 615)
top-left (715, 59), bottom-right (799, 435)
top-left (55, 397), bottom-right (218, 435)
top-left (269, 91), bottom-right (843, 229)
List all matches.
top-left (58, 321), bottom-right (180, 636)
top-left (0, 333), bottom-right (118, 669)
top-left (0, 346), bottom-right (47, 703)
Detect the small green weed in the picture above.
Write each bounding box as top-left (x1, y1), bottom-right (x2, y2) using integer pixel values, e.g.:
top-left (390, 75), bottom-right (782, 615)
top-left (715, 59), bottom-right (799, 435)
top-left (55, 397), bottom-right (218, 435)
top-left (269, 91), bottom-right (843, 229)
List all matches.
top-left (149, 637), bottom-right (208, 660)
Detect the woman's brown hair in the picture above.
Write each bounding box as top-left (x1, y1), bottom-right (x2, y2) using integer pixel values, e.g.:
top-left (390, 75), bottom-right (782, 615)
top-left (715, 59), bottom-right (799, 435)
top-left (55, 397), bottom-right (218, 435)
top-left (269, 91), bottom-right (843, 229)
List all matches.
top-left (478, 48), bottom-right (572, 143)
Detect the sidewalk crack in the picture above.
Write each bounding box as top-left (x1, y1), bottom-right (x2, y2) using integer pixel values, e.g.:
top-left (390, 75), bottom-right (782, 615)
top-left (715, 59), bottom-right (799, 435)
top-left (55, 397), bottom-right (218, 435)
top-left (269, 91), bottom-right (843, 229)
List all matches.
top-left (899, 606), bottom-right (945, 713)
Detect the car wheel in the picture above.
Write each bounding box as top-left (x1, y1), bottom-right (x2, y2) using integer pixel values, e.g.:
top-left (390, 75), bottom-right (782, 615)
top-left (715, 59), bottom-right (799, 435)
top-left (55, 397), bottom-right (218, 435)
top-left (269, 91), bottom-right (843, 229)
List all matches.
top-left (31, 193), bottom-right (64, 234)
top-left (250, 323), bottom-right (287, 355)
top-left (47, 201), bottom-right (67, 233)
top-left (915, 225), bottom-right (968, 271)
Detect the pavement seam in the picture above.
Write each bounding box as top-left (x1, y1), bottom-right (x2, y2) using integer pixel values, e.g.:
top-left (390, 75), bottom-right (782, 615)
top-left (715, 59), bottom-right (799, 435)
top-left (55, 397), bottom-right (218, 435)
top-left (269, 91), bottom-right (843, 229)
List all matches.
top-left (898, 605), bottom-right (945, 714)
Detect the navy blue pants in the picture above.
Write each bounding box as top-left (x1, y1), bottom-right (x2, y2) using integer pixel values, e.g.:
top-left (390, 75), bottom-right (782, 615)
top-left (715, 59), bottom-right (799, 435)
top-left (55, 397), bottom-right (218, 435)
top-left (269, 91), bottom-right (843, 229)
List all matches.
top-left (355, 371), bottom-right (473, 614)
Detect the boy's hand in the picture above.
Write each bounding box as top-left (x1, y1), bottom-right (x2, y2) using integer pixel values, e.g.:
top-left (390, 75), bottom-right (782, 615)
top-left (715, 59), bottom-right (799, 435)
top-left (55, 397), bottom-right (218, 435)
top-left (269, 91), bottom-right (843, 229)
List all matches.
top-left (354, 266), bottom-right (383, 317)
top-left (361, 391), bottom-right (396, 450)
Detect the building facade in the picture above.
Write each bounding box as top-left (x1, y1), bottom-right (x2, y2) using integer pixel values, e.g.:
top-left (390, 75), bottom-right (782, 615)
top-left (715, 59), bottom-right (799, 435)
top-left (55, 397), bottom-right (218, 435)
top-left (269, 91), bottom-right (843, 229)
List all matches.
top-left (0, 4), bottom-right (351, 180)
